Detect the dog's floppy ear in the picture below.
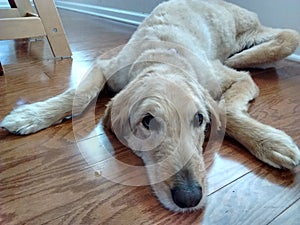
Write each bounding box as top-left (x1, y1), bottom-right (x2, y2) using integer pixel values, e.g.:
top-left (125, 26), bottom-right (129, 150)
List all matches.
top-left (194, 82), bottom-right (222, 131)
top-left (204, 92), bottom-right (222, 132)
top-left (102, 95), bottom-right (133, 147)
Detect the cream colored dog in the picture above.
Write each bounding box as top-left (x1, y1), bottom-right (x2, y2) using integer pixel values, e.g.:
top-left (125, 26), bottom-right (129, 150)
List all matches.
top-left (1, 0), bottom-right (300, 212)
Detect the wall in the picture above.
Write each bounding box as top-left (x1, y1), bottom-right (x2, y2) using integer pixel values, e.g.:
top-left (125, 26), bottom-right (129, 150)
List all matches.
top-left (0, 0), bottom-right (9, 8)
top-left (54, 0), bottom-right (164, 25)
top-left (57, 0), bottom-right (163, 13)
top-left (53, 0), bottom-right (299, 57)
top-left (227, 0), bottom-right (300, 57)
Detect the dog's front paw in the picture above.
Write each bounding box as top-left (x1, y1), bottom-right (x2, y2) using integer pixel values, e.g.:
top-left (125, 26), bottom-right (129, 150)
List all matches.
top-left (257, 129), bottom-right (300, 169)
top-left (1, 103), bottom-right (61, 135)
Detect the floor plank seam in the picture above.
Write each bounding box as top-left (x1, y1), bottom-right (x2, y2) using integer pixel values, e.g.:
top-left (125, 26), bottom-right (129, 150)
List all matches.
top-left (208, 170), bottom-right (252, 196)
top-left (265, 197), bottom-right (300, 225)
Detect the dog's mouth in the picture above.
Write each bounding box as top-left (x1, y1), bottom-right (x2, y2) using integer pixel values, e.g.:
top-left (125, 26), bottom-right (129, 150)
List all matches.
top-left (150, 178), bottom-right (206, 213)
top-left (147, 163), bottom-right (207, 212)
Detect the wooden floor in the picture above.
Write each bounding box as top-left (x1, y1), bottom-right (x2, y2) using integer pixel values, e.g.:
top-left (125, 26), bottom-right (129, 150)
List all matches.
top-left (0, 9), bottom-right (300, 225)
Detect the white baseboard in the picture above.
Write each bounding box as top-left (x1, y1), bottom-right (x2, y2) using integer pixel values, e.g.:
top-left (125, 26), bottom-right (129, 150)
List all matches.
top-left (55, 1), bottom-right (147, 25)
top-left (0, 4), bottom-right (9, 8)
top-left (287, 54), bottom-right (300, 62)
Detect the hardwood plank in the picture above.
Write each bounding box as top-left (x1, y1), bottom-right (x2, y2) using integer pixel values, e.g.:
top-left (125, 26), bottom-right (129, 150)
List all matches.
top-left (158, 167), bottom-right (300, 225)
top-left (269, 199), bottom-right (300, 225)
top-left (42, 217), bottom-right (65, 225)
top-left (0, 39), bottom-right (47, 65)
top-left (200, 167), bottom-right (300, 225)
top-left (206, 138), bottom-right (257, 194)
top-left (249, 75), bottom-right (300, 144)
top-left (0, 139), bottom-right (166, 224)
top-left (0, 127), bottom-right (278, 225)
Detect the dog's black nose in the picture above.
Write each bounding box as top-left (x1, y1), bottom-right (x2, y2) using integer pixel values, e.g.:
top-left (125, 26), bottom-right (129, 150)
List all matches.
top-left (171, 183), bottom-right (202, 208)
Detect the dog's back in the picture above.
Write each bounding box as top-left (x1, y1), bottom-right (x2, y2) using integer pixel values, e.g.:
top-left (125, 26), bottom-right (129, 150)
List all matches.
top-left (130, 0), bottom-right (259, 61)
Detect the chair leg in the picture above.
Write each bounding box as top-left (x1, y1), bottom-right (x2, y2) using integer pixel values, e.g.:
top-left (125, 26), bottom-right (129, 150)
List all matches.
top-left (8, 0), bottom-right (17, 8)
top-left (14, 0), bottom-right (35, 16)
top-left (0, 62), bottom-right (4, 75)
top-left (33, 0), bottom-right (72, 58)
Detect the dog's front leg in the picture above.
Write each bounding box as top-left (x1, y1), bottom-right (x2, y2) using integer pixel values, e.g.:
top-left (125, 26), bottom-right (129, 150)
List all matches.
top-left (219, 66), bottom-right (300, 169)
top-left (1, 64), bottom-right (106, 135)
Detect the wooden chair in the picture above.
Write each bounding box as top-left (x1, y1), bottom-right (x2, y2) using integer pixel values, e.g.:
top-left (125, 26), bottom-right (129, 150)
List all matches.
top-left (0, 0), bottom-right (72, 75)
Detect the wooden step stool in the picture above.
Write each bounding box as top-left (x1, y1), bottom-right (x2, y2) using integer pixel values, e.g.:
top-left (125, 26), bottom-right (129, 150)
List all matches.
top-left (0, 0), bottom-right (72, 75)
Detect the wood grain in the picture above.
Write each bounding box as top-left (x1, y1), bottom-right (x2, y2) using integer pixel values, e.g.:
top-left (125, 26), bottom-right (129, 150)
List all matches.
top-left (269, 199), bottom-right (300, 225)
top-left (0, 9), bottom-right (299, 225)
top-left (0, 17), bottom-right (46, 40)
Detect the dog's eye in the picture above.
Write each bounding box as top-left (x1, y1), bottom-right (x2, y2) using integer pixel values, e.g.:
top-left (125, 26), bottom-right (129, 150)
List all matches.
top-left (142, 113), bottom-right (154, 130)
top-left (193, 113), bottom-right (204, 127)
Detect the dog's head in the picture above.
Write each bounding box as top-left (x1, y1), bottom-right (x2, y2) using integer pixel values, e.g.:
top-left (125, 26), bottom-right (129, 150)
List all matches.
top-left (103, 70), bottom-right (220, 212)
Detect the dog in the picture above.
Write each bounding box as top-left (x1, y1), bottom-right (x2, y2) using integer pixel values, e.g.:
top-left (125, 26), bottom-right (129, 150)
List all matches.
top-left (1, 0), bottom-right (300, 212)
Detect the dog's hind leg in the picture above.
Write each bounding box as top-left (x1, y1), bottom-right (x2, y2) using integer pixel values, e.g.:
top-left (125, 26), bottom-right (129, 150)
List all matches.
top-left (218, 65), bottom-right (300, 169)
top-left (0, 63), bottom-right (107, 135)
top-left (225, 27), bottom-right (300, 69)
